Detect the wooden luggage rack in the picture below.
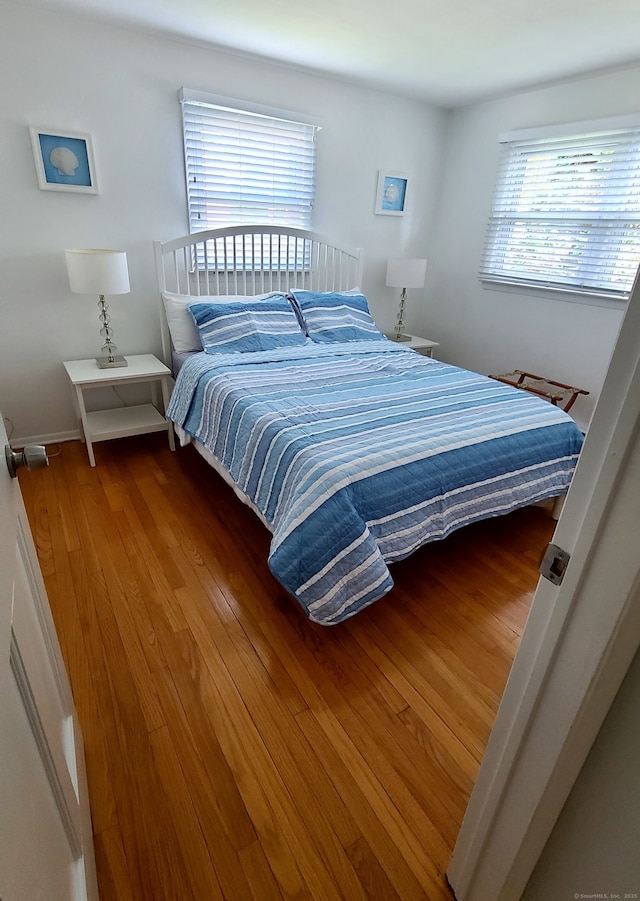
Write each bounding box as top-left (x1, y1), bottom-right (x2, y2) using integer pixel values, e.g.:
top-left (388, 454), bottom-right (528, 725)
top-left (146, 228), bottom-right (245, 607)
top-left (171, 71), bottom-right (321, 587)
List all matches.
top-left (490, 370), bottom-right (589, 413)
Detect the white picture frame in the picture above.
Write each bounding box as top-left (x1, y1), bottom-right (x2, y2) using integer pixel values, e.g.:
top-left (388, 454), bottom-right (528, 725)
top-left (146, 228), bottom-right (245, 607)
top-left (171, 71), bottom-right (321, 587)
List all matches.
top-left (375, 170), bottom-right (408, 216)
top-left (30, 127), bottom-right (98, 194)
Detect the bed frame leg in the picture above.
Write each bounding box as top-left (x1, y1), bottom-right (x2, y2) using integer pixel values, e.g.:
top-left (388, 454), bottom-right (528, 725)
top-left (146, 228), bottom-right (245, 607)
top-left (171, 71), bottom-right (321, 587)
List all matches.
top-left (551, 494), bottom-right (566, 520)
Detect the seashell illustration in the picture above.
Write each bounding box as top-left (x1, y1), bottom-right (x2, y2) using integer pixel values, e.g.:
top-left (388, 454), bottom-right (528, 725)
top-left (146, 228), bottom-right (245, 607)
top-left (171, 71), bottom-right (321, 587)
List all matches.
top-left (50, 145), bottom-right (79, 176)
top-left (384, 182), bottom-right (399, 204)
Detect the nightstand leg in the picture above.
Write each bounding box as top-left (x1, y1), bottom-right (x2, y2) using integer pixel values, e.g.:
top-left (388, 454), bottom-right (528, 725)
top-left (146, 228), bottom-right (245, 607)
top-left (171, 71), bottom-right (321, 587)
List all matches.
top-left (74, 385), bottom-right (96, 467)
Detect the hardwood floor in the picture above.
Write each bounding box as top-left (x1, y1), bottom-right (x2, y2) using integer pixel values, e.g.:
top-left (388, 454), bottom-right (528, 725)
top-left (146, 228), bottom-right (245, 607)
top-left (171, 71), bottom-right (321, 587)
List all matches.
top-left (20, 435), bottom-right (555, 900)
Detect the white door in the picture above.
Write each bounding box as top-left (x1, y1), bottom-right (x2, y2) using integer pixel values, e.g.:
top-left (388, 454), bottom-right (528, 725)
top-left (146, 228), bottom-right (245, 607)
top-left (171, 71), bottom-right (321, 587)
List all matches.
top-left (0, 417), bottom-right (98, 901)
top-left (448, 272), bottom-right (640, 899)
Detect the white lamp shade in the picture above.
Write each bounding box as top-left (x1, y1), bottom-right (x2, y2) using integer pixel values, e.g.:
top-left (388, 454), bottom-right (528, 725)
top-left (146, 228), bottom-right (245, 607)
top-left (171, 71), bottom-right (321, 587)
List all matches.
top-left (65, 249), bottom-right (130, 295)
top-left (386, 258), bottom-right (427, 289)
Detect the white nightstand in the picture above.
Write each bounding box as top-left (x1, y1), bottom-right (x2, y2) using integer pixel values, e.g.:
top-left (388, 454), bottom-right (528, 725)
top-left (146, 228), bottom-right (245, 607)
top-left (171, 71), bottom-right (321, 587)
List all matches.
top-left (388, 335), bottom-right (439, 357)
top-left (63, 354), bottom-right (176, 466)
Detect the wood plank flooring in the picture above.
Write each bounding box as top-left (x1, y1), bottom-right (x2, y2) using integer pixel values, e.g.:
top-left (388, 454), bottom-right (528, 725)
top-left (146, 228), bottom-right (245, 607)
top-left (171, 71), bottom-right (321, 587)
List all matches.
top-left (19, 434), bottom-right (555, 900)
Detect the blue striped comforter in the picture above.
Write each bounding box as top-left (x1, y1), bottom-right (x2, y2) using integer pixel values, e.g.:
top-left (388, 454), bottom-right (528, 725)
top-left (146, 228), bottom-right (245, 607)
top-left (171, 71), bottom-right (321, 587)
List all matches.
top-left (167, 342), bottom-right (584, 625)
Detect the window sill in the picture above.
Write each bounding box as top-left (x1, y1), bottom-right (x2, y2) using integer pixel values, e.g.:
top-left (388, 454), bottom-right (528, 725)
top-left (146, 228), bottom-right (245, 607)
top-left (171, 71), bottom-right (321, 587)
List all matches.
top-left (480, 278), bottom-right (628, 312)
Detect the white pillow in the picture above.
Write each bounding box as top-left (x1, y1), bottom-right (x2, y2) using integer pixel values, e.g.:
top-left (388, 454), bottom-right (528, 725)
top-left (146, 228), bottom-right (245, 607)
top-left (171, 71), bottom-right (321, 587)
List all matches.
top-left (161, 291), bottom-right (283, 353)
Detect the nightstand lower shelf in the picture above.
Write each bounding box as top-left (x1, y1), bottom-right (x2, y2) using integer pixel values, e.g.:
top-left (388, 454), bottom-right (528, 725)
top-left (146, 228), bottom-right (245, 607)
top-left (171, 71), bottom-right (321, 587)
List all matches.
top-left (84, 404), bottom-right (170, 443)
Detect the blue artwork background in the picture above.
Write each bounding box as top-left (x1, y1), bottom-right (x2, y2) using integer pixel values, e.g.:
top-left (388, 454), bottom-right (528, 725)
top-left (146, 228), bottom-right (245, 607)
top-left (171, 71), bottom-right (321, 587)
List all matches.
top-left (381, 176), bottom-right (407, 212)
top-left (38, 133), bottom-right (92, 186)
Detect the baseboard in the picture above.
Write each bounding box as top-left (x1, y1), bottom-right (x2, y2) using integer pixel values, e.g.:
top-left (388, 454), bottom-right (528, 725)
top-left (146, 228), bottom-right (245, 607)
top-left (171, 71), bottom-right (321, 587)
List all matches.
top-left (9, 430), bottom-right (81, 449)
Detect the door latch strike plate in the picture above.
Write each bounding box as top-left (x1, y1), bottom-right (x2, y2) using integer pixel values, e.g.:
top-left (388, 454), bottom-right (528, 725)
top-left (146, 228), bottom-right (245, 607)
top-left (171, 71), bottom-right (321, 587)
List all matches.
top-left (539, 542), bottom-right (570, 586)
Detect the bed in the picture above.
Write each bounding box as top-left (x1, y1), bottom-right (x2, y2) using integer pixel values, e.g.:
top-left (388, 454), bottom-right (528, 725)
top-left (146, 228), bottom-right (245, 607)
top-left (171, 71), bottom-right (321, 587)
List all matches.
top-left (154, 226), bottom-right (584, 625)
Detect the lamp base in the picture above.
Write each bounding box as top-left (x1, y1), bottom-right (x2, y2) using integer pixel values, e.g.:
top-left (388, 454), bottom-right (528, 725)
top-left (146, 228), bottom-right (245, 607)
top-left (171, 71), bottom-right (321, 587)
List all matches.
top-left (389, 333), bottom-right (412, 343)
top-left (96, 355), bottom-right (128, 369)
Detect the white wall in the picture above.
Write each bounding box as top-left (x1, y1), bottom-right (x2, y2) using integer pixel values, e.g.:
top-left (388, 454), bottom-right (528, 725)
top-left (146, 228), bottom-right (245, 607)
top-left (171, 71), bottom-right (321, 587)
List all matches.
top-left (425, 65), bottom-right (640, 431)
top-left (0, 2), bottom-right (446, 444)
top-left (523, 647), bottom-right (640, 899)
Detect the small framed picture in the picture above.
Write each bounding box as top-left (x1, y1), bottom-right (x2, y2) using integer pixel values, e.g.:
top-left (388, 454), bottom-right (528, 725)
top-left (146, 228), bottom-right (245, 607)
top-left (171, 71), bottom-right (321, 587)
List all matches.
top-left (30, 128), bottom-right (98, 193)
top-left (375, 171), bottom-right (408, 216)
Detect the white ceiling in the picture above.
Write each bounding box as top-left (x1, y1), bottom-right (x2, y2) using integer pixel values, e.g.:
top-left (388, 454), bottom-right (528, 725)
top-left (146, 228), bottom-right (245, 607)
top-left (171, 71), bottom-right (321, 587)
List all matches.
top-left (15, 0), bottom-right (640, 107)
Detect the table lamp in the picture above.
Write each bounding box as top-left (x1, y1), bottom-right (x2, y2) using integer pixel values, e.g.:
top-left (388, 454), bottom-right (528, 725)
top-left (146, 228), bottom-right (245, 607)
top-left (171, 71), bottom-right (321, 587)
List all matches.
top-left (65, 249), bottom-right (131, 368)
top-left (386, 258), bottom-right (427, 342)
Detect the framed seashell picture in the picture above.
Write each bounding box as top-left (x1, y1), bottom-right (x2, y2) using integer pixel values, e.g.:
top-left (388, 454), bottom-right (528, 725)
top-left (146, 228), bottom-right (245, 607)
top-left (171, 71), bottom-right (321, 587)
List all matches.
top-left (375, 170), bottom-right (408, 216)
top-left (30, 128), bottom-right (98, 194)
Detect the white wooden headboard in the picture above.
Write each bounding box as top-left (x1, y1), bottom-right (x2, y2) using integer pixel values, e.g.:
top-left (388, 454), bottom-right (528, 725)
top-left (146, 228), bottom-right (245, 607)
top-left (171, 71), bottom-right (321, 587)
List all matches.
top-left (153, 225), bottom-right (363, 366)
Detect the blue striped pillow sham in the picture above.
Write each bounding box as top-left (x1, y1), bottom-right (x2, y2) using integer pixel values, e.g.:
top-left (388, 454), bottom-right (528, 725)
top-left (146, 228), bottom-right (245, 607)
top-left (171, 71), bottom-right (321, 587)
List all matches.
top-left (189, 295), bottom-right (308, 354)
top-left (290, 290), bottom-right (385, 343)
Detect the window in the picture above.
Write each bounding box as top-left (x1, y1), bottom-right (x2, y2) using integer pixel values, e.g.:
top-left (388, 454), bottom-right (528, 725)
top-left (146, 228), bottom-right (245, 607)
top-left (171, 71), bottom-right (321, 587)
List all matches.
top-left (180, 88), bottom-right (319, 235)
top-left (481, 121), bottom-right (640, 301)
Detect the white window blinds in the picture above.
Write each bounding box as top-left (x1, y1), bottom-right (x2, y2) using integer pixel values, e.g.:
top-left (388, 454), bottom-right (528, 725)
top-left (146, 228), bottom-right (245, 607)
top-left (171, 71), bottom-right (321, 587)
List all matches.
top-left (481, 124), bottom-right (640, 300)
top-left (180, 90), bottom-right (318, 234)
